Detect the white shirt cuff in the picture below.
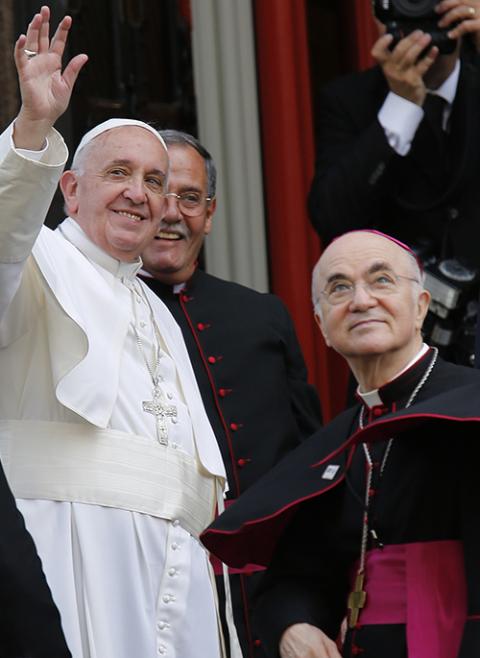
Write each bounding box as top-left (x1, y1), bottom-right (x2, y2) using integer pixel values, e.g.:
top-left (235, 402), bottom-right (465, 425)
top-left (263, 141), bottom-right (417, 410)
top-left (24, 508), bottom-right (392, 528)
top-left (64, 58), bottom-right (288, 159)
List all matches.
top-left (378, 92), bottom-right (424, 156)
top-left (13, 140), bottom-right (49, 162)
top-left (8, 120), bottom-right (49, 161)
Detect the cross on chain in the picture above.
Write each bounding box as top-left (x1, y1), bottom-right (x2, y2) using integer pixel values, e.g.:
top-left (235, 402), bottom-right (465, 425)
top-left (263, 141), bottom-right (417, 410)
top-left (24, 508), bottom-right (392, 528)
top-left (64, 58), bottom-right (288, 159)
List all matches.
top-left (142, 390), bottom-right (177, 446)
top-left (347, 571), bottom-right (367, 629)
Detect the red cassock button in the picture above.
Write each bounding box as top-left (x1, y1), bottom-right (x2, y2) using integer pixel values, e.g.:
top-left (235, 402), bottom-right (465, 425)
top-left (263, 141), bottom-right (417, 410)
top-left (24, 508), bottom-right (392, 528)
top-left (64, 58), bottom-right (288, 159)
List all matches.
top-left (208, 356), bottom-right (216, 364)
top-left (254, 639), bottom-right (262, 648)
top-left (230, 422), bottom-right (239, 431)
top-left (237, 458), bottom-right (248, 467)
top-left (197, 323), bottom-right (206, 331)
top-left (372, 406), bottom-right (387, 417)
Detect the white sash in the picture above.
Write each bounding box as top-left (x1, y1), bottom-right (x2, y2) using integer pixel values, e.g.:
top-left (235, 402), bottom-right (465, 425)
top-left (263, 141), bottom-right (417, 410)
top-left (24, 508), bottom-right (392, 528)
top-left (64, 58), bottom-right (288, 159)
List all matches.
top-left (0, 419), bottom-right (217, 539)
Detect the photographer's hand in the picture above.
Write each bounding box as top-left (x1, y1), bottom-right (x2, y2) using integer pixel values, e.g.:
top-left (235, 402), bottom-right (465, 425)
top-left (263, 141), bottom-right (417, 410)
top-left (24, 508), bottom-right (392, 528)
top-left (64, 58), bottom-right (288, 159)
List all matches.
top-left (436, 0), bottom-right (480, 51)
top-left (372, 31), bottom-right (439, 105)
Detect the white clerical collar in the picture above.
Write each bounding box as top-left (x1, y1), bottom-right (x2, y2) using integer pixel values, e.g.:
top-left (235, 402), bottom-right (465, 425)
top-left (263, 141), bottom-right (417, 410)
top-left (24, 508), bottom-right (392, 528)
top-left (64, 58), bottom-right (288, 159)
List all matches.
top-left (137, 268), bottom-right (186, 294)
top-left (427, 58), bottom-right (460, 106)
top-left (357, 343), bottom-right (430, 408)
top-left (58, 217), bottom-right (142, 280)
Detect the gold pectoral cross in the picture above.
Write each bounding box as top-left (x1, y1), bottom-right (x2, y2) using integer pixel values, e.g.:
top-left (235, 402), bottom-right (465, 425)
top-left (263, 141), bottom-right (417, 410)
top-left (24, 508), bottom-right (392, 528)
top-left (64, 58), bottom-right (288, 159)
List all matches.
top-left (347, 572), bottom-right (367, 629)
top-left (142, 393), bottom-right (177, 446)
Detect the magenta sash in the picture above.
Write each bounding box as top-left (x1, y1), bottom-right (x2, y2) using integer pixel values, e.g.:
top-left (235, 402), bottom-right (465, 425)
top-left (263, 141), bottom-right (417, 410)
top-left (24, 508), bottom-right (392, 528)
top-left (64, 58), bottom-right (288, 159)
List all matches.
top-left (355, 541), bottom-right (467, 658)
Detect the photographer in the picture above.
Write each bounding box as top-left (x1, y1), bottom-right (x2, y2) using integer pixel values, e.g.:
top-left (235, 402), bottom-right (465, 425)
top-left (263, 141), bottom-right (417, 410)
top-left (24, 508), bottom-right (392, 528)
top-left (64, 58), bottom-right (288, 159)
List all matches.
top-left (308, 0), bottom-right (480, 365)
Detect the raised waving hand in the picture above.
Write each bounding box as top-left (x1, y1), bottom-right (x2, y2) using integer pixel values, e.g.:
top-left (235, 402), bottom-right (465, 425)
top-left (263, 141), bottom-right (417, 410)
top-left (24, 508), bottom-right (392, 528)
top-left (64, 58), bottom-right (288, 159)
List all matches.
top-left (13, 5), bottom-right (88, 149)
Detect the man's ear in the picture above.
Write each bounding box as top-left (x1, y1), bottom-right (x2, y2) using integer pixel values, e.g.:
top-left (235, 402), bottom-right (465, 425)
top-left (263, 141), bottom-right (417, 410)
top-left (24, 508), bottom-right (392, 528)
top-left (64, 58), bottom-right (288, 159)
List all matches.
top-left (416, 289), bottom-right (431, 331)
top-left (314, 310), bottom-right (332, 347)
top-left (60, 170), bottom-right (79, 216)
top-left (204, 197), bottom-right (216, 235)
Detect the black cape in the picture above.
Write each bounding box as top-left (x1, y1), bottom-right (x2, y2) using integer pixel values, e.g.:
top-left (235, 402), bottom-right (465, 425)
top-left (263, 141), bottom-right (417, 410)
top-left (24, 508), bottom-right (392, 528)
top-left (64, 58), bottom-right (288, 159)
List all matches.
top-left (202, 356), bottom-right (480, 658)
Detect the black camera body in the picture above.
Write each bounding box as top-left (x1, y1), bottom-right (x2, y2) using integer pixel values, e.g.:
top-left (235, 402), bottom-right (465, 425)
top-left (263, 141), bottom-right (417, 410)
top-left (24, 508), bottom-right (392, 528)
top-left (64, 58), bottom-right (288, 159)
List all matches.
top-left (411, 239), bottom-right (478, 366)
top-left (372, 0), bottom-right (457, 54)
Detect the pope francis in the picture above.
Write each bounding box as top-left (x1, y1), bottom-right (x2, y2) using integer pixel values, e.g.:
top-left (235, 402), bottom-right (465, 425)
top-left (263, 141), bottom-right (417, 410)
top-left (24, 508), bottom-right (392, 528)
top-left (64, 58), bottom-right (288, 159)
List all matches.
top-left (0, 6), bottom-right (234, 658)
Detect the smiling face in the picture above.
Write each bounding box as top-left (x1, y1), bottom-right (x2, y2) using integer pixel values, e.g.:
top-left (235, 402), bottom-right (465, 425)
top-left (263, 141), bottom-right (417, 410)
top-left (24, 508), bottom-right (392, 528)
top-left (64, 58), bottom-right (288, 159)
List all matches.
top-left (60, 126), bottom-right (168, 262)
top-left (141, 144), bottom-right (215, 285)
top-left (314, 232), bottom-right (430, 378)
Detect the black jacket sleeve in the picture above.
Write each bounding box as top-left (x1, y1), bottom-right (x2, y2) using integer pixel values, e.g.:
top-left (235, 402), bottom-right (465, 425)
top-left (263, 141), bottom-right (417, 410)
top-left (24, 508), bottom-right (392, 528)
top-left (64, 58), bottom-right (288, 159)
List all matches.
top-left (0, 460), bottom-right (71, 658)
top-left (307, 70), bottom-right (401, 245)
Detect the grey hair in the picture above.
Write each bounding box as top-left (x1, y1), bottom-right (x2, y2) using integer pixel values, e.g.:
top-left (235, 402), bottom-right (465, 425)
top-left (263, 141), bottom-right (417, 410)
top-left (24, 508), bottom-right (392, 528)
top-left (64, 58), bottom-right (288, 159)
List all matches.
top-left (69, 137), bottom-right (97, 175)
top-left (405, 253), bottom-right (426, 305)
top-left (159, 129), bottom-right (217, 199)
top-left (62, 139), bottom-right (97, 215)
top-left (405, 252), bottom-right (424, 283)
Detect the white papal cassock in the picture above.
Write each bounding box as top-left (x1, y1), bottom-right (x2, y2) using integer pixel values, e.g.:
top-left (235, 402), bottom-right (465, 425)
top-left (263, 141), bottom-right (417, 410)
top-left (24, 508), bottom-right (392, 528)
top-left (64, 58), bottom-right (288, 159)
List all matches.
top-left (0, 124), bottom-right (228, 658)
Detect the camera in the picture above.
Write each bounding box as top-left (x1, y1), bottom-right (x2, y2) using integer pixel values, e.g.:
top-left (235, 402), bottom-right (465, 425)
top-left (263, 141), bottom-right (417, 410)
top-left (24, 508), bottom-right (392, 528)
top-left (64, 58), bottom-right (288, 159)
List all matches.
top-left (413, 241), bottom-right (478, 365)
top-left (423, 259), bottom-right (476, 320)
top-left (372, 0), bottom-right (458, 54)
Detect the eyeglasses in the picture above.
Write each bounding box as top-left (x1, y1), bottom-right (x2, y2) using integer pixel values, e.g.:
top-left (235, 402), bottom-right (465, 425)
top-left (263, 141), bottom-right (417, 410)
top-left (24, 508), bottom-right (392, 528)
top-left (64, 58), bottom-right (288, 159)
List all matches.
top-left (164, 191), bottom-right (213, 216)
top-left (321, 272), bottom-right (420, 306)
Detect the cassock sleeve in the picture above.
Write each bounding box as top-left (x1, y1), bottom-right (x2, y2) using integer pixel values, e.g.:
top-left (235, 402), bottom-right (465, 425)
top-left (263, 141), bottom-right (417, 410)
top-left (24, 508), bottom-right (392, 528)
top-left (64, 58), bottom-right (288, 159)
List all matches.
top-left (307, 81), bottom-right (399, 245)
top-left (253, 494), bottom-right (350, 657)
top-left (0, 458), bottom-right (71, 657)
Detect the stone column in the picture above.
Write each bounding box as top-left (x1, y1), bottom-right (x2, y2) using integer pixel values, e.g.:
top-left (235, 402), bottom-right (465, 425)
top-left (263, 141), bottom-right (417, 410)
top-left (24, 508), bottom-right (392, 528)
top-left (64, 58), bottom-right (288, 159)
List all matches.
top-left (190, 0), bottom-right (269, 292)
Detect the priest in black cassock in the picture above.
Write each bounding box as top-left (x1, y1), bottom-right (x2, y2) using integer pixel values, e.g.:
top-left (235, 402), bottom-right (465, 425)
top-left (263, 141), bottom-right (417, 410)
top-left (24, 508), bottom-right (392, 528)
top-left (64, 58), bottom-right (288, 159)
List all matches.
top-left (201, 229), bottom-right (480, 658)
top-left (140, 130), bottom-right (322, 658)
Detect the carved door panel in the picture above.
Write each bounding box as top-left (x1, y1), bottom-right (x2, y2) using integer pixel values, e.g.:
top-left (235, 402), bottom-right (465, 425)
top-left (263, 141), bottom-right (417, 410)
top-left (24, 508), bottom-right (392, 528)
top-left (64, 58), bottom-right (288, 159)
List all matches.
top-left (65, 0), bottom-right (196, 140)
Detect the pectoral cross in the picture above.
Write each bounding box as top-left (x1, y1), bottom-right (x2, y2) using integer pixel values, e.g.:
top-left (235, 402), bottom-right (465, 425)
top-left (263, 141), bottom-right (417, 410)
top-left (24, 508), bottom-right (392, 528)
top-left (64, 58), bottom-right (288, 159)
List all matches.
top-left (143, 390), bottom-right (177, 446)
top-left (347, 571), bottom-right (367, 629)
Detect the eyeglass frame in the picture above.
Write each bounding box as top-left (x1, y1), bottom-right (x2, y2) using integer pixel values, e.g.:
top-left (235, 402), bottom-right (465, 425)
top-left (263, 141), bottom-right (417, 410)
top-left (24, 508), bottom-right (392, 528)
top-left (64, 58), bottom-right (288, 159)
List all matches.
top-left (163, 191), bottom-right (213, 216)
top-left (319, 271), bottom-right (421, 306)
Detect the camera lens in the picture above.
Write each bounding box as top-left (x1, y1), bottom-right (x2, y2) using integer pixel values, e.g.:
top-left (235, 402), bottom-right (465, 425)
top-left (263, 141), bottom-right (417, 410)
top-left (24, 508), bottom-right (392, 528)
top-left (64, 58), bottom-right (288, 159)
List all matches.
top-left (438, 260), bottom-right (477, 283)
top-left (392, 0), bottom-right (437, 17)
